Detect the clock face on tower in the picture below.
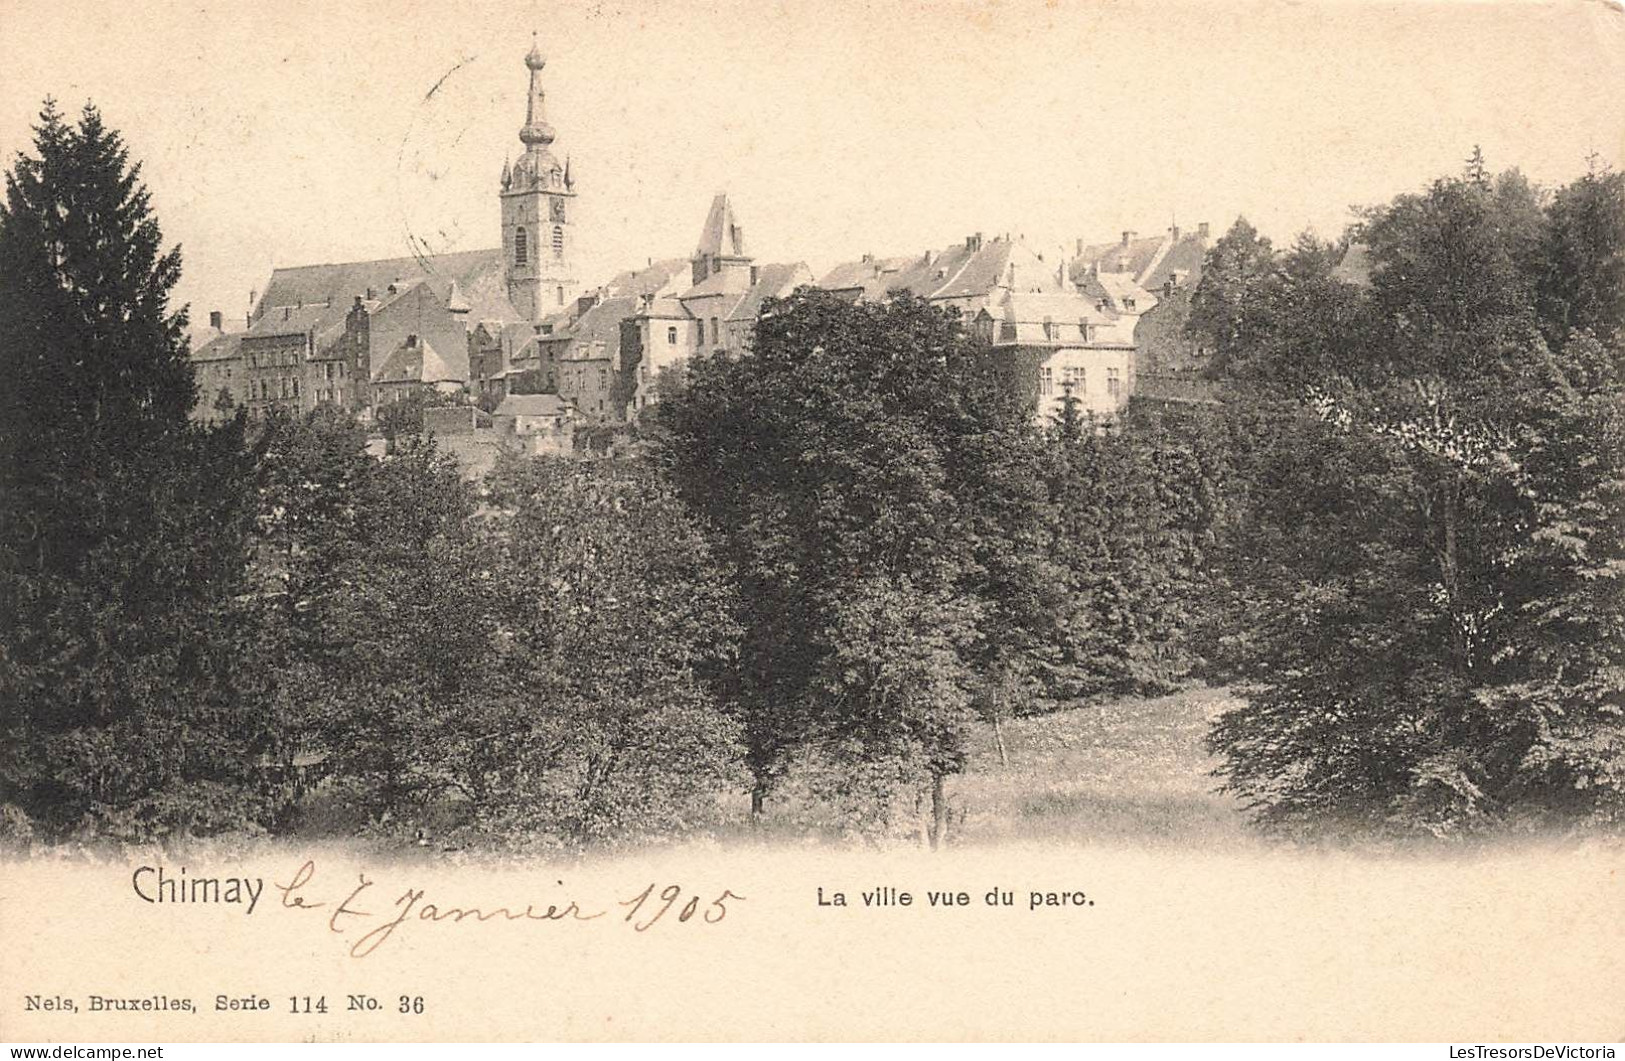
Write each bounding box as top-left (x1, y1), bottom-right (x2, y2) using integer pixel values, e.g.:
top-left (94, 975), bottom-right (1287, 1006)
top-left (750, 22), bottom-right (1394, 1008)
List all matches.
top-left (550, 196), bottom-right (566, 223)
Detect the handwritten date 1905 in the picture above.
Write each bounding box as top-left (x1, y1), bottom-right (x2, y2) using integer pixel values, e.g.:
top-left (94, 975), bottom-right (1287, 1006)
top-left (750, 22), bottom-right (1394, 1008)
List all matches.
top-left (621, 883), bottom-right (744, 931)
top-left (270, 861), bottom-right (746, 958)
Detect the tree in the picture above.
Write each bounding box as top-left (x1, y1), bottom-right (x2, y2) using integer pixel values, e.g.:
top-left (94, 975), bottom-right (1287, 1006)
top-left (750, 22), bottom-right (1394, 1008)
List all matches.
top-left (1207, 161), bottom-right (1625, 836)
top-left (1539, 163), bottom-right (1625, 347)
top-left (474, 455), bottom-right (745, 845)
top-left (658, 289), bottom-right (1055, 845)
top-left (1185, 217), bottom-right (1279, 376)
top-left (0, 102), bottom-right (270, 840)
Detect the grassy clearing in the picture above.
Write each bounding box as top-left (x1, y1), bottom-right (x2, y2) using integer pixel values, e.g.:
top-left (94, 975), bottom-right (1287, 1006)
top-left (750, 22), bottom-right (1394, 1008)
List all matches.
top-left (951, 685), bottom-right (1249, 848)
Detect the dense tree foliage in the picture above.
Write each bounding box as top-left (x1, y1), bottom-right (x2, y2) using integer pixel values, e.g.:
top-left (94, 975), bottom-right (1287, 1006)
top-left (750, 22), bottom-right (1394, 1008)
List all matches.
top-left (6, 101), bottom-right (1619, 850)
top-left (0, 103), bottom-right (269, 841)
top-left (1198, 156), bottom-right (1625, 836)
top-left (657, 290), bottom-right (1056, 843)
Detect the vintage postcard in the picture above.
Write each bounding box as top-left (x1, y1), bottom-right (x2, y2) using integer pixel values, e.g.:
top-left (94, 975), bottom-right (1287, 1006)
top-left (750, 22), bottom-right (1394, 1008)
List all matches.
top-left (1, 0), bottom-right (1623, 1045)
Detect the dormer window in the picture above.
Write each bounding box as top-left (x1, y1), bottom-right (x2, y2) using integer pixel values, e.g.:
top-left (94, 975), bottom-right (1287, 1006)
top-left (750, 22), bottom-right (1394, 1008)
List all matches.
top-left (514, 227), bottom-right (528, 267)
top-left (1123, 298), bottom-right (1136, 311)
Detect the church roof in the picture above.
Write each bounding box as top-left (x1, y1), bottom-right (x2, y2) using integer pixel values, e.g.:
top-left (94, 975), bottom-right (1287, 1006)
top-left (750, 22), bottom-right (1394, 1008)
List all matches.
top-left (257, 248), bottom-right (502, 317)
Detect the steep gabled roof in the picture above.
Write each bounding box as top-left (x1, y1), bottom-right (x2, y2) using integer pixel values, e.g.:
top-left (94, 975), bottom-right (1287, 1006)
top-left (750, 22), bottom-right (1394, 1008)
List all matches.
top-left (559, 295), bottom-right (640, 362)
top-left (1073, 234), bottom-right (1167, 280)
top-left (695, 193), bottom-right (747, 258)
top-left (372, 337), bottom-right (468, 385)
top-left (726, 262), bottom-right (813, 323)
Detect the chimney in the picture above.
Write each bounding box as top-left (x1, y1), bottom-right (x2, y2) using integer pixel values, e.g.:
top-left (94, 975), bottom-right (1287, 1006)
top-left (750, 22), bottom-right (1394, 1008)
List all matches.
top-left (283, 307), bottom-right (291, 321)
top-left (353, 295), bottom-right (363, 308)
top-left (966, 232), bottom-right (983, 252)
top-left (208, 310), bottom-right (222, 331)
top-left (1076, 238), bottom-right (1085, 256)
top-left (1170, 224), bottom-right (1181, 241)
top-left (750, 265), bottom-right (760, 286)
top-left (406, 333), bottom-right (418, 347)
top-left (1121, 230), bottom-right (1136, 246)
top-left (861, 252), bottom-right (874, 264)
top-left (1198, 222), bottom-right (1210, 240)
top-left (365, 286), bottom-right (376, 301)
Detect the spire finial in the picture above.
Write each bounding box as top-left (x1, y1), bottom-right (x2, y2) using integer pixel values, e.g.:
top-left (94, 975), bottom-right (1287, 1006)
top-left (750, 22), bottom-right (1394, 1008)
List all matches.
top-left (519, 35), bottom-right (555, 148)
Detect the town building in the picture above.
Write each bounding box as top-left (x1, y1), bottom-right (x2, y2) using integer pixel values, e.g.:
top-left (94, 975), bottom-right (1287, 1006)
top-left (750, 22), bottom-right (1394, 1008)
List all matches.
top-left (817, 233), bottom-right (1064, 318)
top-left (187, 34), bottom-right (1226, 442)
top-left (976, 291), bottom-right (1138, 423)
top-left (188, 311), bottom-right (244, 424)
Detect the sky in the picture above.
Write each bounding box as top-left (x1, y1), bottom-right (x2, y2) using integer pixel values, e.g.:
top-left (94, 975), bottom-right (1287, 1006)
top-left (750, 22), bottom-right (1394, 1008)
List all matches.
top-left (1, 0), bottom-right (1622, 328)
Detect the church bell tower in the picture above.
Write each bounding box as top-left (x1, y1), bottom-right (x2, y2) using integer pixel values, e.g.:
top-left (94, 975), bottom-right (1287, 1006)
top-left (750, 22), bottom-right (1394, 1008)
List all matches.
top-left (501, 35), bottom-right (578, 321)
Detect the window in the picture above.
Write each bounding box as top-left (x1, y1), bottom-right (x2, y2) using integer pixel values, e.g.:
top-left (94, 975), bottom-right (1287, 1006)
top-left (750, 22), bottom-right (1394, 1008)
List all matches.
top-left (552, 226), bottom-right (563, 257)
top-left (514, 227), bottom-right (528, 267)
top-left (667, 326), bottom-right (678, 344)
top-left (557, 286), bottom-right (565, 306)
top-left (1039, 366), bottom-right (1054, 397)
top-left (1107, 367), bottom-right (1121, 398)
top-left (1063, 366), bottom-right (1085, 391)
top-left (1123, 298), bottom-right (1136, 311)
top-left (710, 318), bottom-right (719, 345)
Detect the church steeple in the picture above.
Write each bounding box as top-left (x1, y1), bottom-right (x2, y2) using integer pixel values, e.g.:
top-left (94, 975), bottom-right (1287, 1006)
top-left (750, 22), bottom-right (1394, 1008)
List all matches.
top-left (519, 34), bottom-right (555, 150)
top-left (501, 34), bottom-right (578, 322)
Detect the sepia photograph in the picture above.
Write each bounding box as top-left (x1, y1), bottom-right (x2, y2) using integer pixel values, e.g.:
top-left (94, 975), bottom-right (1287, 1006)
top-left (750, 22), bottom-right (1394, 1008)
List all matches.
top-left (0, 0), bottom-right (1622, 1046)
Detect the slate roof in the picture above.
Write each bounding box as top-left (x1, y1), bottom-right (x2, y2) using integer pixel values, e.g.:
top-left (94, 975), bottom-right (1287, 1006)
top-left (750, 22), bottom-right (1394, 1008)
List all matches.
top-left (1070, 229), bottom-right (1212, 292)
top-left (256, 247), bottom-right (502, 317)
top-left (604, 258), bottom-right (690, 299)
top-left (816, 255), bottom-right (918, 297)
top-left (1080, 272), bottom-right (1158, 315)
top-left (245, 303), bottom-right (331, 339)
top-left (496, 393), bottom-right (572, 417)
top-left (996, 292), bottom-right (1130, 346)
top-left (817, 238), bottom-right (1058, 304)
top-left (636, 297), bottom-right (692, 320)
top-left (190, 331), bottom-right (242, 362)
top-left (1074, 235), bottom-right (1167, 280)
top-left (372, 337), bottom-right (467, 385)
top-left (726, 262), bottom-right (812, 323)
top-left (559, 295), bottom-right (640, 362)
